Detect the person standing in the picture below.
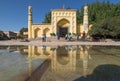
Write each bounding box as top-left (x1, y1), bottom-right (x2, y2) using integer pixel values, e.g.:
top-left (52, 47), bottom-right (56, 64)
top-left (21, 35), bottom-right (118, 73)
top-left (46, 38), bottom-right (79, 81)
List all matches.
top-left (82, 31), bottom-right (86, 41)
top-left (65, 34), bottom-right (68, 40)
top-left (44, 34), bottom-right (46, 42)
top-left (42, 34), bottom-right (44, 42)
top-left (57, 34), bottom-right (60, 40)
top-left (77, 35), bottom-right (80, 41)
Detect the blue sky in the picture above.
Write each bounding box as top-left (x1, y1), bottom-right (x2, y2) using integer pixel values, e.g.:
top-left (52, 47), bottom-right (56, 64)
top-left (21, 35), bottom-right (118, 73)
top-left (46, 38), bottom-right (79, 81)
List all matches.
top-left (0, 0), bottom-right (119, 32)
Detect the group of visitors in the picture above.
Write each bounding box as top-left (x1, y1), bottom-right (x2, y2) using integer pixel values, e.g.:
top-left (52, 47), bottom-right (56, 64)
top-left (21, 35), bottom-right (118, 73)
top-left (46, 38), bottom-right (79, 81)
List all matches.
top-left (65, 31), bottom-right (86, 41)
top-left (65, 34), bottom-right (72, 41)
top-left (56, 33), bottom-right (72, 41)
top-left (42, 31), bottom-right (86, 42)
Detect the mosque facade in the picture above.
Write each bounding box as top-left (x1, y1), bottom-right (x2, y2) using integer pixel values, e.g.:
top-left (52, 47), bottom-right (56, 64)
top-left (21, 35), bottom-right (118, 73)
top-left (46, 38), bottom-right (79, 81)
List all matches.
top-left (28, 5), bottom-right (90, 39)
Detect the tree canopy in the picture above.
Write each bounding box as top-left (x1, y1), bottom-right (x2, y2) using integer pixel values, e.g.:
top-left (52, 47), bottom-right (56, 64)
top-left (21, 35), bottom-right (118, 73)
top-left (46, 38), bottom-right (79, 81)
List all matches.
top-left (87, 1), bottom-right (120, 38)
top-left (19, 27), bottom-right (28, 36)
top-left (88, 16), bottom-right (120, 38)
top-left (88, 1), bottom-right (120, 23)
top-left (43, 12), bottom-right (51, 23)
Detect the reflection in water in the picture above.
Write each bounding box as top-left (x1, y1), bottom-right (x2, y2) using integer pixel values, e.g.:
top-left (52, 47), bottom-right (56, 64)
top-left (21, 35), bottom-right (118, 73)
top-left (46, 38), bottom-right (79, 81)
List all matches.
top-left (25, 45), bottom-right (91, 81)
top-left (52, 46), bottom-right (76, 72)
top-left (1, 45), bottom-right (120, 81)
top-left (27, 46), bottom-right (51, 78)
top-left (0, 45), bottom-right (41, 81)
top-left (90, 64), bottom-right (120, 81)
top-left (0, 45), bottom-right (28, 53)
top-left (74, 64), bottom-right (120, 81)
top-left (25, 46), bottom-right (120, 81)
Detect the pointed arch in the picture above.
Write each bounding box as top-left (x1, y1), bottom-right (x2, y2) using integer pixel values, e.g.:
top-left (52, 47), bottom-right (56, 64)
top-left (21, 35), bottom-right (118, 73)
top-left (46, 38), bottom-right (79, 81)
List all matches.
top-left (43, 28), bottom-right (50, 36)
top-left (56, 47), bottom-right (70, 65)
top-left (34, 28), bottom-right (41, 38)
top-left (57, 18), bottom-right (70, 27)
top-left (57, 18), bottom-right (70, 37)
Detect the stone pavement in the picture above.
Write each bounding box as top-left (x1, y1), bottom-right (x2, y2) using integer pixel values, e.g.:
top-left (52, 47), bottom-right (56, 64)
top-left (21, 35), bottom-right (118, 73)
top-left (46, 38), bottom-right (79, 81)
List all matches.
top-left (0, 40), bottom-right (120, 46)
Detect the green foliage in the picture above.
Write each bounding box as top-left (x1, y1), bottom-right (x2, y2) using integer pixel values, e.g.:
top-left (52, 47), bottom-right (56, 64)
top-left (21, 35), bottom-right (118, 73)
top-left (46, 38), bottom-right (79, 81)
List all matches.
top-left (87, 1), bottom-right (120, 23)
top-left (87, 1), bottom-right (120, 38)
top-left (76, 1), bottom-right (120, 24)
top-left (77, 9), bottom-right (84, 25)
top-left (19, 27), bottom-right (28, 36)
top-left (89, 16), bottom-right (120, 38)
top-left (43, 12), bottom-right (51, 23)
top-left (68, 32), bottom-right (71, 35)
top-left (50, 48), bottom-right (56, 51)
top-left (66, 7), bottom-right (71, 9)
top-left (50, 32), bottom-right (56, 36)
top-left (72, 33), bottom-right (77, 36)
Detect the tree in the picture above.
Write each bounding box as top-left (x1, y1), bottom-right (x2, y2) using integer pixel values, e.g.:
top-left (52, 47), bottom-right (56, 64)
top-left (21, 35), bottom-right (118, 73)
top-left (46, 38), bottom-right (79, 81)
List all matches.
top-left (77, 9), bottom-right (84, 25)
top-left (88, 16), bottom-right (120, 38)
top-left (19, 27), bottom-right (28, 36)
top-left (87, 1), bottom-right (120, 39)
top-left (43, 12), bottom-right (51, 23)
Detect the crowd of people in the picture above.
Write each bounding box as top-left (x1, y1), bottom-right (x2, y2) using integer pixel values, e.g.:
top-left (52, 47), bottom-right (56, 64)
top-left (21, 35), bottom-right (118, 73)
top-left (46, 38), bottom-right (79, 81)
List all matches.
top-left (42, 31), bottom-right (87, 42)
top-left (64, 32), bottom-right (86, 41)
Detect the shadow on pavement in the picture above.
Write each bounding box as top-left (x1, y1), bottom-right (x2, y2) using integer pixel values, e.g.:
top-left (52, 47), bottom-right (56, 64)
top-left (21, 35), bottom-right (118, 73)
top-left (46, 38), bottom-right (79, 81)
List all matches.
top-left (25, 59), bottom-right (50, 81)
top-left (74, 64), bottom-right (120, 81)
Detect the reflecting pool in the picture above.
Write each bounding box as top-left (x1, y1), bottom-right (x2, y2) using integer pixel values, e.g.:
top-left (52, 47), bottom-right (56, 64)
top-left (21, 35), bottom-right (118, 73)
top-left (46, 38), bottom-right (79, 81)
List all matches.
top-left (0, 45), bottom-right (120, 81)
top-left (0, 46), bottom-right (44, 81)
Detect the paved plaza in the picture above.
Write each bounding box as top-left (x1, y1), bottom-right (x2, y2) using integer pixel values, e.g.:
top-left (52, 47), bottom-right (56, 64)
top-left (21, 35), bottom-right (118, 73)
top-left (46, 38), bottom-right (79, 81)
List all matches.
top-left (0, 40), bottom-right (120, 46)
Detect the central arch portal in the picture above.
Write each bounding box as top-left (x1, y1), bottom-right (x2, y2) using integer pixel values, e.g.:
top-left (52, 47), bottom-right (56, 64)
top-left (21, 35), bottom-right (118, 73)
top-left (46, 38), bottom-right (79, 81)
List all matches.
top-left (57, 19), bottom-right (70, 37)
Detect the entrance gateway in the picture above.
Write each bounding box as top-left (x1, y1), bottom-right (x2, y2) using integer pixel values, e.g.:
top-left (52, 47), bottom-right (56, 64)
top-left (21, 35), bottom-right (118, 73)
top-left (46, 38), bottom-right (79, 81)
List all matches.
top-left (59, 27), bottom-right (68, 37)
top-left (52, 10), bottom-right (77, 37)
top-left (57, 19), bottom-right (70, 37)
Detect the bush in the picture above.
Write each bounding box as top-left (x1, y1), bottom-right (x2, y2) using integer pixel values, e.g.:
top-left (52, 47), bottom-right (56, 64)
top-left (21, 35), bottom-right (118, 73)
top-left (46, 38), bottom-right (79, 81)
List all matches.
top-left (72, 33), bottom-right (77, 36)
top-left (50, 33), bottom-right (56, 36)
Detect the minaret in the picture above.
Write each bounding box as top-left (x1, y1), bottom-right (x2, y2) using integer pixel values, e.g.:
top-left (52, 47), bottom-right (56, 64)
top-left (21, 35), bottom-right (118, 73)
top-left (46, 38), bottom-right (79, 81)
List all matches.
top-left (28, 6), bottom-right (32, 39)
top-left (83, 5), bottom-right (88, 33)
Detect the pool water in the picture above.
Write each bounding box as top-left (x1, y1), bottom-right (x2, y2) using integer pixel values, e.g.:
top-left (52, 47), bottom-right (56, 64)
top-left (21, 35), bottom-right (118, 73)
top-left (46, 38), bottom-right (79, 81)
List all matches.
top-left (0, 45), bottom-right (120, 81)
top-left (0, 46), bottom-right (44, 81)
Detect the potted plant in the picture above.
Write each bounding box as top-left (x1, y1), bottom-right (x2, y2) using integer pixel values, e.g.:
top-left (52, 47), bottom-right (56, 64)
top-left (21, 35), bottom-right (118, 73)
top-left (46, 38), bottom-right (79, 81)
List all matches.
top-left (50, 32), bottom-right (56, 36)
top-left (72, 33), bottom-right (77, 36)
